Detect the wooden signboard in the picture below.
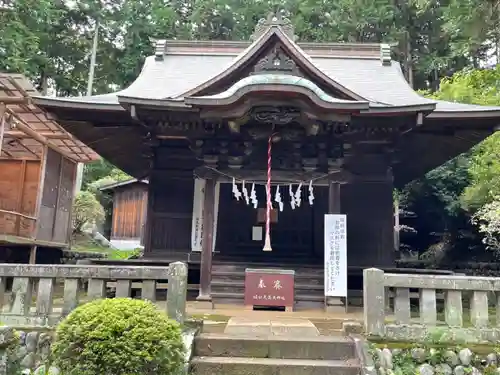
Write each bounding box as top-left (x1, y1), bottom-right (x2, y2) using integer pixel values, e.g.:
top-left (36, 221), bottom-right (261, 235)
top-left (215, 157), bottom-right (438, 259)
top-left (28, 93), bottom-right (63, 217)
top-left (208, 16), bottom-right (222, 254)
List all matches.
top-left (244, 268), bottom-right (295, 311)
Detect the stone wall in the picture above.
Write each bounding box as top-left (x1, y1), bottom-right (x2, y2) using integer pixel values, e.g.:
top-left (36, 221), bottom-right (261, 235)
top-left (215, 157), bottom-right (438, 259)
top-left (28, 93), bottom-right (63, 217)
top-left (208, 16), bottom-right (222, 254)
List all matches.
top-left (373, 346), bottom-right (500, 375)
top-left (0, 326), bottom-right (58, 374)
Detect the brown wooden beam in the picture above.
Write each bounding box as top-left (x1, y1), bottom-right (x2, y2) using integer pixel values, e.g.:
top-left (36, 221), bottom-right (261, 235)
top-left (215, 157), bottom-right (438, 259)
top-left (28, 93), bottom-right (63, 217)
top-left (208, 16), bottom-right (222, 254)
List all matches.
top-left (197, 177), bottom-right (216, 303)
top-left (5, 130), bottom-right (72, 140)
top-left (6, 109), bottom-right (77, 161)
top-left (0, 103), bottom-right (6, 156)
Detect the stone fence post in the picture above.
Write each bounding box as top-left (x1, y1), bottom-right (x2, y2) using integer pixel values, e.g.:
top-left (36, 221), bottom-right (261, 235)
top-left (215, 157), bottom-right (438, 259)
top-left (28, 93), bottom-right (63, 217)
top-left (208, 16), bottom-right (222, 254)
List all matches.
top-left (363, 268), bottom-right (385, 337)
top-left (166, 262), bottom-right (188, 325)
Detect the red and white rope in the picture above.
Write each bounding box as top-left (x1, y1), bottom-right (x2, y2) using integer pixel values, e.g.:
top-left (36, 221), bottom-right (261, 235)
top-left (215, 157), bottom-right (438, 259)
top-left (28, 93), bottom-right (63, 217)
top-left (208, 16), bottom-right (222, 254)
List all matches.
top-left (266, 133), bottom-right (272, 242)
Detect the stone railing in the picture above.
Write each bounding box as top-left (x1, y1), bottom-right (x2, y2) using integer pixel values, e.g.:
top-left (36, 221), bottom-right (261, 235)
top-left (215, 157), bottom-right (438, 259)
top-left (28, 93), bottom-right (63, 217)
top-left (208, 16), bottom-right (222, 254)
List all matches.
top-left (363, 268), bottom-right (500, 343)
top-left (0, 261), bottom-right (188, 327)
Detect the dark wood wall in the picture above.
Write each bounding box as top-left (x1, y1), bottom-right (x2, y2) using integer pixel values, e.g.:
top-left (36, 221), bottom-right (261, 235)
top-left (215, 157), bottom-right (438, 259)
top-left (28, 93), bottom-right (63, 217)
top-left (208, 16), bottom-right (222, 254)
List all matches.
top-left (111, 183), bottom-right (147, 241)
top-left (342, 180), bottom-right (395, 267)
top-left (0, 159), bottom-right (41, 238)
top-left (37, 148), bottom-right (76, 245)
top-left (145, 173), bottom-right (194, 259)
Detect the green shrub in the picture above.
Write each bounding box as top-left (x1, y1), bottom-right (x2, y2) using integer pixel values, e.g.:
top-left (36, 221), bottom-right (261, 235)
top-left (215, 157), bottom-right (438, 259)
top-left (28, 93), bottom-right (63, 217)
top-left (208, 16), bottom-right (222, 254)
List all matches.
top-left (52, 298), bottom-right (185, 375)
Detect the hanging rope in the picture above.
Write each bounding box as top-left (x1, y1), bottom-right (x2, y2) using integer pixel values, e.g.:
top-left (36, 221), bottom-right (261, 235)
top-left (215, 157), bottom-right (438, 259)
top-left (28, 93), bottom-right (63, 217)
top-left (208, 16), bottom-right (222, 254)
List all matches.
top-left (263, 132), bottom-right (275, 251)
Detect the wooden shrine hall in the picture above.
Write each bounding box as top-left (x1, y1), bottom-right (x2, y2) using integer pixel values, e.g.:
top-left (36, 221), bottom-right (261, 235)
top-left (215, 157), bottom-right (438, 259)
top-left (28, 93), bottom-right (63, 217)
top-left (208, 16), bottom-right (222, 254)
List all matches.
top-left (0, 74), bottom-right (98, 263)
top-left (33, 13), bottom-right (500, 307)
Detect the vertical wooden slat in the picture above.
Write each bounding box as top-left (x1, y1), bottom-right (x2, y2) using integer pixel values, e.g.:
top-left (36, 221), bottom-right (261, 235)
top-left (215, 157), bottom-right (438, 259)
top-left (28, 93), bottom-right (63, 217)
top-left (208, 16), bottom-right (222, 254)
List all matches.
top-left (419, 289), bottom-right (437, 325)
top-left (143, 174), bottom-right (155, 254)
top-left (141, 280), bottom-right (156, 302)
top-left (14, 160), bottom-right (27, 236)
top-left (115, 280), bottom-right (131, 298)
top-left (471, 291), bottom-right (489, 328)
top-left (51, 152), bottom-right (64, 241)
top-left (394, 288), bottom-right (411, 324)
top-left (445, 290), bottom-right (463, 327)
top-left (33, 145), bottom-right (48, 242)
top-left (87, 279), bottom-right (106, 300)
top-left (0, 103), bottom-right (6, 156)
top-left (36, 278), bottom-right (54, 315)
top-left (10, 277), bottom-right (33, 315)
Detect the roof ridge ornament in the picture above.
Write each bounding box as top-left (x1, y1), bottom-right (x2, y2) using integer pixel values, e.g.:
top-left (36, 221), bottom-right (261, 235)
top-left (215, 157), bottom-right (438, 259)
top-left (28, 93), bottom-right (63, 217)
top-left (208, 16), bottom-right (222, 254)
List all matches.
top-left (380, 44), bottom-right (392, 66)
top-left (250, 11), bottom-right (297, 42)
top-left (150, 38), bottom-right (167, 61)
top-left (253, 46), bottom-right (300, 75)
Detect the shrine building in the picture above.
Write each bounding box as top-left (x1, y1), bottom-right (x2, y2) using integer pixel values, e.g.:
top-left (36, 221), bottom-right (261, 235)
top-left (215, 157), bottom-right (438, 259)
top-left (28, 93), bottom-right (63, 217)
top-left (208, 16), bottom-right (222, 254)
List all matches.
top-left (33, 13), bottom-right (500, 308)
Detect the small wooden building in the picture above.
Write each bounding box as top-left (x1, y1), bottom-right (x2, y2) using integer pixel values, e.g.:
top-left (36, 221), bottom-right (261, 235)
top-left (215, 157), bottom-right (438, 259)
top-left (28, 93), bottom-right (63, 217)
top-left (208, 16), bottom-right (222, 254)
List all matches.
top-left (0, 74), bottom-right (98, 263)
top-left (34, 13), bottom-right (500, 307)
top-left (100, 178), bottom-right (148, 249)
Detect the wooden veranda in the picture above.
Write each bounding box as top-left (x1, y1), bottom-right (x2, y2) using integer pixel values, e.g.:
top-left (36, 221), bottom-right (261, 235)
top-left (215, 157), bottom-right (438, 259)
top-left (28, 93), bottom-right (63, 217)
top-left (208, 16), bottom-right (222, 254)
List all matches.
top-left (0, 74), bottom-right (99, 263)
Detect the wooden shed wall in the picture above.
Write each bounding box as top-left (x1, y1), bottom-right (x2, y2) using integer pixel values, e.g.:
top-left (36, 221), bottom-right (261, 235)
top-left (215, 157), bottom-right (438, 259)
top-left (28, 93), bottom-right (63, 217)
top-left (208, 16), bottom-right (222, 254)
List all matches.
top-left (37, 148), bottom-right (76, 245)
top-left (111, 184), bottom-right (147, 241)
top-left (0, 160), bottom-right (41, 238)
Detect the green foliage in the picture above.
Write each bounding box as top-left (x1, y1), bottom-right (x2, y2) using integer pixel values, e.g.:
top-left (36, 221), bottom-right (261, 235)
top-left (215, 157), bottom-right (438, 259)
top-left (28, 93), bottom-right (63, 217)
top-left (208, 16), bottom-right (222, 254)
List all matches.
top-left (72, 191), bottom-right (105, 234)
top-left (108, 247), bottom-right (143, 260)
top-left (472, 197), bottom-right (500, 254)
top-left (52, 298), bottom-right (185, 375)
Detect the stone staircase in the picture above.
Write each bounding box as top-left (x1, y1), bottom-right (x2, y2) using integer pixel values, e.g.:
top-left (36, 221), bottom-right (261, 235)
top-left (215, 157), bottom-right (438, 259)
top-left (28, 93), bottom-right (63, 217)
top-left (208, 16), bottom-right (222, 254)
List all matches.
top-left (190, 333), bottom-right (362, 375)
top-left (211, 261), bottom-right (325, 309)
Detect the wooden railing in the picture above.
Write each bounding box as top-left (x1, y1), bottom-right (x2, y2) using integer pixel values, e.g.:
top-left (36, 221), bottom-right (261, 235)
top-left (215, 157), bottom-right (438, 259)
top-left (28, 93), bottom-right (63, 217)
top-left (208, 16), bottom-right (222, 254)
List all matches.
top-left (0, 262), bottom-right (188, 327)
top-left (363, 268), bottom-right (500, 342)
top-left (0, 209), bottom-right (36, 238)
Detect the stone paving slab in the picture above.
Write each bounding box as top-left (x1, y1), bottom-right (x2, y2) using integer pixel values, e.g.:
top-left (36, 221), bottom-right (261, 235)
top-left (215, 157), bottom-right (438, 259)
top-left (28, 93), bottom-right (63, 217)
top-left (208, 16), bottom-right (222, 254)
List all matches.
top-left (224, 317), bottom-right (320, 337)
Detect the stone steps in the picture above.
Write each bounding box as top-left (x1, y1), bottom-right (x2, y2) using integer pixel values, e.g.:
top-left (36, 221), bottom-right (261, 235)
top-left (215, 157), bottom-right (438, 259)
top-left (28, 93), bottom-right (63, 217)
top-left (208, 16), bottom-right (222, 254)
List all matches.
top-left (190, 333), bottom-right (362, 375)
top-left (190, 356), bottom-right (361, 375)
top-left (194, 333), bottom-right (356, 360)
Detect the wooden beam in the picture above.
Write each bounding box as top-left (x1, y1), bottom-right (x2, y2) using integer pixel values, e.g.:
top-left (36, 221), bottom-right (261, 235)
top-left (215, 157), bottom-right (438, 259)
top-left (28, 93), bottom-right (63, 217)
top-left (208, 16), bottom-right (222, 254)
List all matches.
top-left (197, 177), bottom-right (216, 303)
top-left (6, 108), bottom-right (77, 161)
top-left (0, 97), bottom-right (29, 104)
top-left (0, 103), bottom-right (5, 156)
top-left (328, 180), bottom-right (341, 214)
top-left (5, 130), bottom-right (72, 140)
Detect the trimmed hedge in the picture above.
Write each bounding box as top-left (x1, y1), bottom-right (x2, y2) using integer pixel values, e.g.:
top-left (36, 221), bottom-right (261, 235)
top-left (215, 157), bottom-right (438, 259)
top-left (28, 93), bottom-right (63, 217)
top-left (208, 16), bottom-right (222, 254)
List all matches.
top-left (52, 298), bottom-right (185, 375)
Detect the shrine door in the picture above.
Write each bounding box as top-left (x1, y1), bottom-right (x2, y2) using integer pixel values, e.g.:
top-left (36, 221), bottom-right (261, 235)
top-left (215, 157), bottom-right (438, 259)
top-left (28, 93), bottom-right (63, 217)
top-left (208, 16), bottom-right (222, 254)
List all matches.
top-left (216, 183), bottom-right (317, 262)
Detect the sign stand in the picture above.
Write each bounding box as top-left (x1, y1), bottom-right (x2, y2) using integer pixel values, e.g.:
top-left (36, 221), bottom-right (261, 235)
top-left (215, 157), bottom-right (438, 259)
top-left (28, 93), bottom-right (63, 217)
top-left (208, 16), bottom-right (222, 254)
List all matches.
top-left (324, 214), bottom-right (348, 313)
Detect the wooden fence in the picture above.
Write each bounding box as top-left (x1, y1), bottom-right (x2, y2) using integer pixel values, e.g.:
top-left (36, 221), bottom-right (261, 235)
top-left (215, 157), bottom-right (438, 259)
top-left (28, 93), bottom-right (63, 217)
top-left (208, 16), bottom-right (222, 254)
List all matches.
top-left (0, 262), bottom-right (188, 327)
top-left (364, 268), bottom-right (500, 342)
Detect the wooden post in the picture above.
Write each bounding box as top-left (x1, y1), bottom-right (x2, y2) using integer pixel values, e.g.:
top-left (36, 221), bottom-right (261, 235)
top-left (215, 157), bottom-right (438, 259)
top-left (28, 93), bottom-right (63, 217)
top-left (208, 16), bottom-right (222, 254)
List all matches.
top-left (328, 180), bottom-right (341, 214)
top-left (197, 177), bottom-right (216, 305)
top-left (0, 103), bottom-right (6, 156)
top-left (30, 146), bottom-right (48, 264)
top-left (143, 175), bottom-right (154, 254)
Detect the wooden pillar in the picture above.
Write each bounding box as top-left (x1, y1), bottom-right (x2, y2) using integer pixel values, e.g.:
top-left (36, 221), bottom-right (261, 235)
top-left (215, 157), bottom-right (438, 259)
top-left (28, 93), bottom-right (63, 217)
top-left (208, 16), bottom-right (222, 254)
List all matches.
top-left (197, 177), bottom-right (216, 303)
top-left (143, 175), bottom-right (155, 254)
top-left (0, 103), bottom-right (6, 156)
top-left (328, 180), bottom-right (341, 214)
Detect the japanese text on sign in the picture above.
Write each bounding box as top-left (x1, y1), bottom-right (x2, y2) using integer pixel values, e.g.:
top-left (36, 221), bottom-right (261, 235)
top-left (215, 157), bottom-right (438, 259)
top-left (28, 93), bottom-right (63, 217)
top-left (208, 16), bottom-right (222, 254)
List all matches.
top-left (324, 214), bottom-right (347, 297)
top-left (244, 270), bottom-right (294, 308)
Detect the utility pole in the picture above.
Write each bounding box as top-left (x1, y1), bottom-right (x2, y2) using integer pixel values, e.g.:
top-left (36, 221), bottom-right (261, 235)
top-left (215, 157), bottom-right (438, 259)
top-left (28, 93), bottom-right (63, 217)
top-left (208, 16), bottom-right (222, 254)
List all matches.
top-left (75, 18), bottom-right (100, 194)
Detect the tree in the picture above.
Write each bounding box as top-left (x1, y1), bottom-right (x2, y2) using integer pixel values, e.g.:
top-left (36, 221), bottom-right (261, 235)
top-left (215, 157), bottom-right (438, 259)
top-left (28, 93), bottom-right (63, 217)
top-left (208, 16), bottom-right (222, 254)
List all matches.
top-left (72, 191), bottom-right (105, 234)
top-left (472, 198), bottom-right (500, 255)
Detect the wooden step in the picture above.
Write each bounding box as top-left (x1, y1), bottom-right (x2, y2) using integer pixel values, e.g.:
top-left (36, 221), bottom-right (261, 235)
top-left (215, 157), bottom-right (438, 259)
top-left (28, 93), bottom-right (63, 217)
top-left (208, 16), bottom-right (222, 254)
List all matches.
top-left (190, 357), bottom-right (361, 375)
top-left (211, 291), bottom-right (325, 302)
top-left (211, 281), bottom-right (325, 294)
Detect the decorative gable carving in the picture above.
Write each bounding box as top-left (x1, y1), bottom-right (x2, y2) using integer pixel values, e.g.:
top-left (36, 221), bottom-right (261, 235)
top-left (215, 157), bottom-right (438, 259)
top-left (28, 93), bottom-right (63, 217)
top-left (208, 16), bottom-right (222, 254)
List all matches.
top-left (252, 46), bottom-right (300, 76)
top-left (250, 11), bottom-right (297, 42)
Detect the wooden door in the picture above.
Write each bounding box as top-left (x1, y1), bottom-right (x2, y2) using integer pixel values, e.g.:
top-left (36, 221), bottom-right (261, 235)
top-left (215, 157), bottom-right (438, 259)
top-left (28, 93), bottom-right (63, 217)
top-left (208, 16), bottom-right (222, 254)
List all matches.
top-left (217, 183), bottom-right (315, 261)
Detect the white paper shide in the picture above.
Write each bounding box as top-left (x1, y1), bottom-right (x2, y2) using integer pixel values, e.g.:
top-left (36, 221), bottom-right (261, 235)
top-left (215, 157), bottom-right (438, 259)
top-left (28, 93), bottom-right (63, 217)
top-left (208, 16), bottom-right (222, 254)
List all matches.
top-left (324, 214), bottom-right (347, 297)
